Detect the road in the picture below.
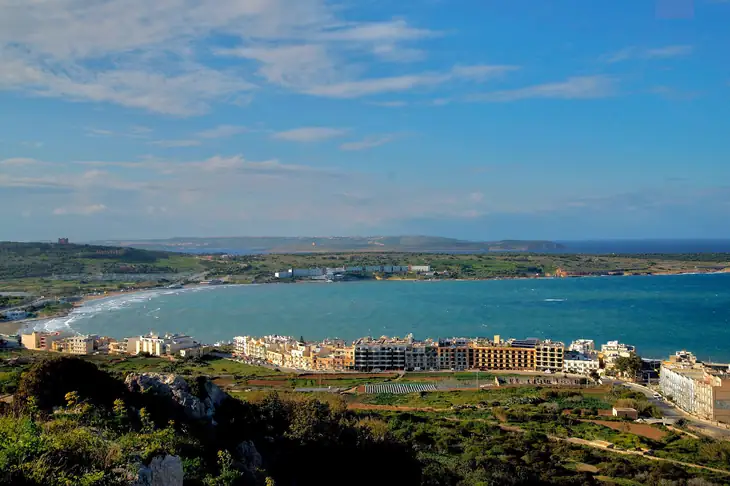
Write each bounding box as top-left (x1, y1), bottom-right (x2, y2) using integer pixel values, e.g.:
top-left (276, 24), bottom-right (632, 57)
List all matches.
top-left (619, 381), bottom-right (730, 439)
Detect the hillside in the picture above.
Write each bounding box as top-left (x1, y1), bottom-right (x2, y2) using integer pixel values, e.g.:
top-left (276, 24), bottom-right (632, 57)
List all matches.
top-left (92, 236), bottom-right (566, 254)
top-left (1, 354), bottom-right (729, 485)
top-left (0, 242), bottom-right (203, 280)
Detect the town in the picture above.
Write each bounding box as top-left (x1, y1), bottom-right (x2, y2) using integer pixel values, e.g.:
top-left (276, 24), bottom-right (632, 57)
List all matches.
top-left (3, 327), bottom-right (728, 426)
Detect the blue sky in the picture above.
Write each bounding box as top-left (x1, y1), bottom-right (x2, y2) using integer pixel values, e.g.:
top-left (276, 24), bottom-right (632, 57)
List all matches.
top-left (1, 0), bottom-right (729, 241)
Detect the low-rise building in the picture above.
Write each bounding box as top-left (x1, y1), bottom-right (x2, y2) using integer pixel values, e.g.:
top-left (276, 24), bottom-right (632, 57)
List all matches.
top-left (21, 331), bottom-right (63, 351)
top-left (613, 407), bottom-right (639, 420)
top-left (135, 332), bottom-right (201, 357)
top-left (569, 339), bottom-right (596, 357)
top-left (601, 341), bottom-right (636, 367)
top-left (563, 351), bottom-right (600, 375)
top-left (68, 335), bottom-right (95, 355)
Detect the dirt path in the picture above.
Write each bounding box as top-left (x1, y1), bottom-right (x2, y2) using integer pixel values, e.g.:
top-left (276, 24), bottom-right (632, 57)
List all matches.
top-left (350, 406), bottom-right (730, 476)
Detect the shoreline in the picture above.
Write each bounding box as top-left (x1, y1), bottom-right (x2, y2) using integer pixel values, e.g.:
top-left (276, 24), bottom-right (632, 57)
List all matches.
top-left (3, 270), bottom-right (728, 337)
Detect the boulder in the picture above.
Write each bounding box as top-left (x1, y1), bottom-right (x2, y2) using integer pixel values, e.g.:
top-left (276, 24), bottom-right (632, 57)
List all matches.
top-left (133, 455), bottom-right (184, 486)
top-left (125, 373), bottom-right (226, 421)
top-left (236, 440), bottom-right (263, 472)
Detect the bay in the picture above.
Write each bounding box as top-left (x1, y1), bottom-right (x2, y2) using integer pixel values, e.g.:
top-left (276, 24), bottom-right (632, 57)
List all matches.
top-left (36, 274), bottom-right (730, 361)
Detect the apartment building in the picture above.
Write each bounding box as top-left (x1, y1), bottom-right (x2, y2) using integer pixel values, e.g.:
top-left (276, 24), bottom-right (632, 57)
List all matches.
top-left (406, 343), bottom-right (438, 371)
top-left (601, 341), bottom-right (636, 367)
top-left (68, 335), bottom-right (95, 355)
top-left (354, 338), bottom-right (409, 371)
top-left (563, 351), bottom-right (600, 375)
top-left (660, 360), bottom-right (730, 424)
top-left (437, 338), bottom-right (470, 371)
top-left (569, 339), bottom-right (596, 357)
top-left (469, 335), bottom-right (536, 371)
top-left (136, 333), bottom-right (201, 357)
top-left (21, 331), bottom-right (63, 351)
top-left (535, 340), bottom-right (565, 372)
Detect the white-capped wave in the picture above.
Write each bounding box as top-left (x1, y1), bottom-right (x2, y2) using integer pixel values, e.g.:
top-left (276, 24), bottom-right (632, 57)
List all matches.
top-left (31, 285), bottom-right (219, 334)
top-left (543, 298), bottom-right (567, 302)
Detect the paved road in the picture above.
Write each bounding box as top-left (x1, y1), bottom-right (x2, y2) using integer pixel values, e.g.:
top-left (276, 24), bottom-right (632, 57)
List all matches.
top-left (618, 381), bottom-right (730, 439)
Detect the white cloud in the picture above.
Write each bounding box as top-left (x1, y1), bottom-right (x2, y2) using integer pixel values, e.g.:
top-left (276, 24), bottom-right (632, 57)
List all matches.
top-left (196, 125), bottom-right (249, 139)
top-left (605, 45), bottom-right (693, 63)
top-left (340, 135), bottom-right (397, 151)
top-left (0, 157), bottom-right (38, 166)
top-left (272, 127), bottom-right (349, 142)
top-left (149, 140), bottom-right (202, 148)
top-left (368, 100), bottom-right (408, 108)
top-left (0, 0), bottom-right (459, 113)
top-left (467, 76), bottom-right (616, 102)
top-left (52, 204), bottom-right (107, 216)
top-left (304, 64), bottom-right (516, 98)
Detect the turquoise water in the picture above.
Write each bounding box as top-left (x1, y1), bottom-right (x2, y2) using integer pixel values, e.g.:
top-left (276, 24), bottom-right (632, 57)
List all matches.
top-left (37, 274), bottom-right (730, 361)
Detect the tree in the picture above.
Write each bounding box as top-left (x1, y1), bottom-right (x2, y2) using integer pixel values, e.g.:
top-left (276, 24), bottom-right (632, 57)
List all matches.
top-left (613, 353), bottom-right (642, 379)
top-left (589, 370), bottom-right (601, 383)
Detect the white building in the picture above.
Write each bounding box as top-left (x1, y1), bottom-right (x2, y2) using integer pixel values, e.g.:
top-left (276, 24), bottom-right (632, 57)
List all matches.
top-left (274, 269), bottom-right (293, 278)
top-left (409, 265), bottom-right (431, 273)
top-left (136, 333), bottom-right (200, 356)
top-left (569, 339), bottom-right (596, 357)
top-left (601, 341), bottom-right (636, 366)
top-left (563, 351), bottom-right (600, 375)
top-left (292, 268), bottom-right (325, 278)
top-left (660, 365), bottom-right (702, 415)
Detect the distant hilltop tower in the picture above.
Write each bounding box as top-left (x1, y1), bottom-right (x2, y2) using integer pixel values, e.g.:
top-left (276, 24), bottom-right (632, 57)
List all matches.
top-left (58, 237), bottom-right (69, 245)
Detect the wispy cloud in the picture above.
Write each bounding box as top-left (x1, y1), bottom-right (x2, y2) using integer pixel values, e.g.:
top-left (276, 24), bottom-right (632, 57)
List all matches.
top-left (149, 139), bottom-right (201, 148)
top-left (196, 125), bottom-right (249, 139)
top-left (466, 76), bottom-right (617, 102)
top-left (0, 157), bottom-right (39, 166)
top-left (340, 135), bottom-right (398, 151)
top-left (369, 101), bottom-right (408, 108)
top-left (52, 204), bottom-right (107, 216)
top-left (20, 141), bottom-right (44, 148)
top-left (604, 45), bottom-right (693, 63)
top-left (304, 65), bottom-right (517, 99)
top-left (272, 127), bottom-right (349, 142)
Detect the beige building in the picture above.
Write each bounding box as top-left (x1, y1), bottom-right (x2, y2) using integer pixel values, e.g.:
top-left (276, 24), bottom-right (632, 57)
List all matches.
top-left (21, 331), bottom-right (63, 351)
top-left (469, 336), bottom-right (536, 371)
top-left (68, 335), bottom-right (94, 355)
top-left (535, 340), bottom-right (565, 372)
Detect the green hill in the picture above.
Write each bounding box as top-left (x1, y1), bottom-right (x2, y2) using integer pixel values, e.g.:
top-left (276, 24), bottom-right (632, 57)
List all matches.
top-left (93, 236), bottom-right (565, 253)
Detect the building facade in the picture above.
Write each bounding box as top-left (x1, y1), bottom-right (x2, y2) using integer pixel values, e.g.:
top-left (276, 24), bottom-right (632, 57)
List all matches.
top-left (535, 340), bottom-right (565, 372)
top-left (469, 336), bottom-right (536, 371)
top-left (660, 362), bottom-right (730, 423)
top-left (437, 338), bottom-right (470, 371)
top-left (563, 351), bottom-right (600, 375)
top-left (569, 339), bottom-right (596, 356)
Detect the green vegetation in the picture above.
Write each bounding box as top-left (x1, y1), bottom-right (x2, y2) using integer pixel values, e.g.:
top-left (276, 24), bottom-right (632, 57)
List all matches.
top-left (95, 236), bottom-right (565, 253)
top-left (202, 251), bottom-right (730, 281)
top-left (1, 352), bottom-right (729, 485)
top-left (0, 242), bottom-right (205, 296)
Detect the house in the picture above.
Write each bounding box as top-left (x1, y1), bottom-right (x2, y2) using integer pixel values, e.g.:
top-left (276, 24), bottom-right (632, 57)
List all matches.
top-left (612, 407), bottom-right (639, 420)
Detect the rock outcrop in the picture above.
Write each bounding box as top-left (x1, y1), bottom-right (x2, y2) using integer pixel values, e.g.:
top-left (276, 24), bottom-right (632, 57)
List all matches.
top-left (133, 455), bottom-right (184, 486)
top-left (236, 440), bottom-right (263, 472)
top-left (125, 373), bottom-right (227, 421)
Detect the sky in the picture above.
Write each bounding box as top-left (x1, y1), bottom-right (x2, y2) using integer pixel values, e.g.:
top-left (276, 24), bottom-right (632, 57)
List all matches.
top-left (1, 0), bottom-right (729, 242)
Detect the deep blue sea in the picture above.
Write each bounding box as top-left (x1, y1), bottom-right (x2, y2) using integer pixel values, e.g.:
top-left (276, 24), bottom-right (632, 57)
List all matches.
top-left (33, 274), bottom-right (730, 362)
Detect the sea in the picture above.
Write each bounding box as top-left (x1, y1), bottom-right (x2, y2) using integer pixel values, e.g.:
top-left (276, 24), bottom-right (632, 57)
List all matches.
top-left (30, 273), bottom-right (730, 362)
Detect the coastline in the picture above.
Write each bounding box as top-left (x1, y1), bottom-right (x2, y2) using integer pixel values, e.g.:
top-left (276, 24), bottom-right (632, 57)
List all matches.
top-left (3, 270), bottom-right (728, 337)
